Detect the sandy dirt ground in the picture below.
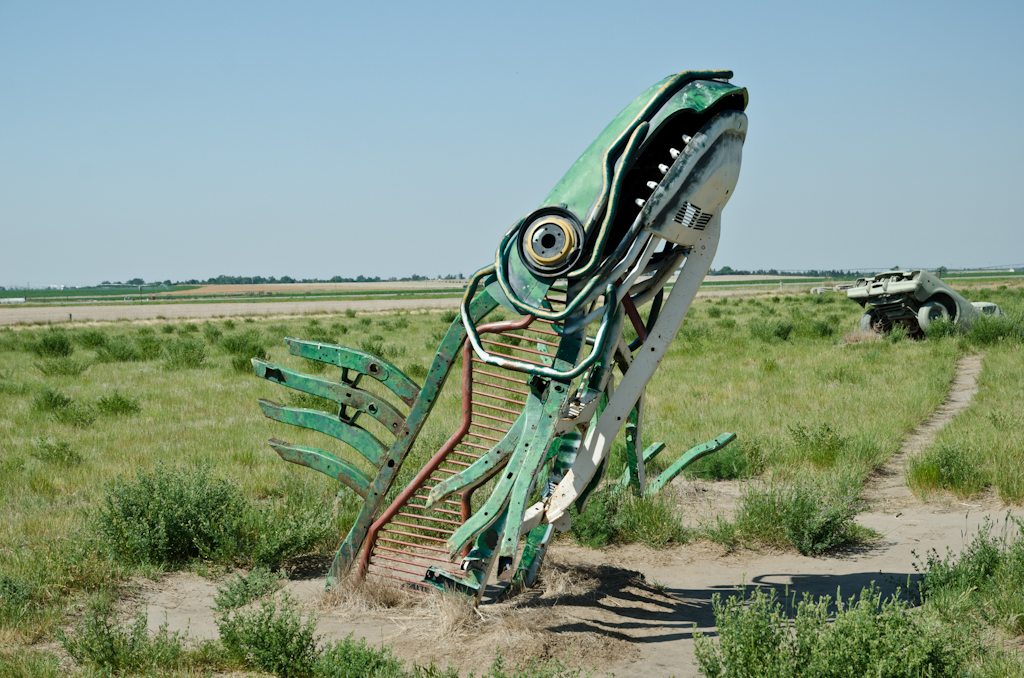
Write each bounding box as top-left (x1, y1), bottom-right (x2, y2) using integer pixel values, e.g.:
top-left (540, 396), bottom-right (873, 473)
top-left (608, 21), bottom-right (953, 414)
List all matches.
top-left (121, 353), bottom-right (1018, 677)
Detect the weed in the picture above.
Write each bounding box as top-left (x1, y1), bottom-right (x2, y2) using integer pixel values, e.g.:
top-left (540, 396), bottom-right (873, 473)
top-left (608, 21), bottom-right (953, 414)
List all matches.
top-left (405, 363), bottom-right (429, 380)
top-left (31, 438), bottom-right (83, 467)
top-left (213, 567), bottom-right (284, 611)
top-left (570, 489), bottom-right (687, 549)
top-left (33, 386), bottom-right (72, 412)
top-left (317, 633), bottom-right (406, 678)
top-left (58, 598), bottom-right (191, 674)
top-left (330, 322), bottom-right (348, 335)
top-left (925, 318), bottom-right (959, 340)
top-left (0, 329), bottom-right (26, 352)
top-left (359, 338), bottom-right (385, 356)
top-left (31, 329), bottom-right (74, 358)
top-left (96, 391), bottom-right (142, 416)
top-left (967, 314), bottom-right (1021, 346)
top-left (888, 323), bottom-right (910, 343)
top-left (76, 329), bottom-right (109, 349)
top-left (789, 423), bottom-right (847, 469)
top-left (716, 317), bottom-right (737, 331)
top-left (164, 337), bottom-right (208, 369)
top-left (222, 329), bottom-right (268, 371)
top-left (223, 319), bottom-right (236, 330)
top-left (33, 387), bottom-right (97, 427)
top-left (707, 306), bottom-right (723, 318)
top-left (288, 391), bottom-right (338, 412)
top-left (202, 322), bottom-right (223, 344)
top-left (217, 592), bottom-right (319, 678)
top-left (749, 318), bottom-right (793, 342)
top-left (439, 309), bottom-right (458, 324)
top-left (33, 356), bottom-right (90, 376)
top-left (160, 324), bottom-right (176, 334)
top-left (687, 444), bottom-right (751, 480)
top-left (694, 585), bottom-right (975, 678)
top-left (0, 575), bottom-right (35, 627)
top-left (181, 322), bottom-right (199, 333)
top-left (303, 357), bottom-right (329, 374)
top-left (907, 442), bottom-right (986, 497)
top-left (358, 317), bottom-right (372, 328)
top-left (344, 309), bottom-right (356, 318)
top-left (758, 356), bottom-right (778, 373)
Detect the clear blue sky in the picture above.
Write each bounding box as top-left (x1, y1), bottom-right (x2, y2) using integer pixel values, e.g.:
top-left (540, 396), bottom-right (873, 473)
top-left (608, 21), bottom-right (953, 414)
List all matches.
top-left (1, 1), bottom-right (1021, 287)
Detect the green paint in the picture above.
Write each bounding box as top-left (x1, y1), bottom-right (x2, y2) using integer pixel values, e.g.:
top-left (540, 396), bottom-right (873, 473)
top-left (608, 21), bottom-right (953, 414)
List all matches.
top-left (269, 440), bottom-right (371, 497)
top-left (258, 399), bottom-right (387, 467)
top-left (285, 338), bottom-right (420, 407)
top-left (645, 434), bottom-right (737, 495)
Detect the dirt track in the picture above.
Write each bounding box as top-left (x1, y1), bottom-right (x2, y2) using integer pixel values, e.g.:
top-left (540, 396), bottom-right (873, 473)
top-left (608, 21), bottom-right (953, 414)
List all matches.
top-left (132, 352), bottom-right (1011, 677)
top-left (0, 297), bottom-right (462, 326)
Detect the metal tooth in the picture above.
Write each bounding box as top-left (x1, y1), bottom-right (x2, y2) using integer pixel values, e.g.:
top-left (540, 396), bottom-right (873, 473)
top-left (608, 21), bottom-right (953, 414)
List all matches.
top-left (646, 181), bottom-right (659, 190)
top-left (658, 164), bottom-right (669, 174)
top-left (635, 198), bottom-right (646, 207)
top-left (669, 148), bottom-right (680, 159)
top-left (682, 134), bottom-right (692, 144)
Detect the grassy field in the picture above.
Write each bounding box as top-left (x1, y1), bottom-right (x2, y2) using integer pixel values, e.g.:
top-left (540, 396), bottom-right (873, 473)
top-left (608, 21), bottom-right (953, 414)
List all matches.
top-left (1, 286), bottom-right (1022, 675)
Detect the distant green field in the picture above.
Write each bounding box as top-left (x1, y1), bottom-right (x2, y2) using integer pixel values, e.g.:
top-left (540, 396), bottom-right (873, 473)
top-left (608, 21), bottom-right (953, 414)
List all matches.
top-left (0, 285), bottom-right (199, 299)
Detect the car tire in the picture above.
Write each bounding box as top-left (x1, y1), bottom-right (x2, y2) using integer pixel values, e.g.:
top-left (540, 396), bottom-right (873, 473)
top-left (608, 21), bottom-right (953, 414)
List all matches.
top-left (918, 300), bottom-right (949, 332)
top-left (860, 311), bottom-right (878, 332)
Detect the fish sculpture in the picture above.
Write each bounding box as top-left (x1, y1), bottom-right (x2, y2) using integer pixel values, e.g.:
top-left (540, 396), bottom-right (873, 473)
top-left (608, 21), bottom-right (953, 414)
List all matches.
top-left (253, 70), bottom-right (748, 601)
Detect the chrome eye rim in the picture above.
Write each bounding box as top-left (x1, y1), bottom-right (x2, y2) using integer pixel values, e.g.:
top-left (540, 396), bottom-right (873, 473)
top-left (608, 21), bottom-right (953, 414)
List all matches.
top-left (518, 207), bottom-right (584, 277)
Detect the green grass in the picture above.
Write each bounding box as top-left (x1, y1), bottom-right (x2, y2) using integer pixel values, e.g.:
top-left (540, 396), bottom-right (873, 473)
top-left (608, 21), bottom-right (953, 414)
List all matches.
top-left (0, 291), bottom-right (1020, 668)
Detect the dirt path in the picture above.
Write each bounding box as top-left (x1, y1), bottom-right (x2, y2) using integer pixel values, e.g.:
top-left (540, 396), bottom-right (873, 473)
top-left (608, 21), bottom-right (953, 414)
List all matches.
top-left (136, 352), bottom-right (1009, 677)
top-left (863, 353), bottom-right (985, 510)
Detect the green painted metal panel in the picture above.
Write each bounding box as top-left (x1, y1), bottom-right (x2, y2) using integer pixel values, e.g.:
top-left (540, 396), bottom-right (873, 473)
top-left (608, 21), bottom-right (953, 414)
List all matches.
top-left (285, 338), bottom-right (420, 407)
top-left (269, 439), bottom-right (371, 498)
top-left (253, 359), bottom-right (405, 435)
top-left (258, 399), bottom-right (387, 467)
top-left (617, 442), bottom-right (666, 493)
top-left (645, 433), bottom-right (736, 495)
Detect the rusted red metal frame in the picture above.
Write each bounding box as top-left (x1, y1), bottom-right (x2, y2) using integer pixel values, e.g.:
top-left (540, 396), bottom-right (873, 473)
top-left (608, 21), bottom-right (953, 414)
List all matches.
top-left (622, 294), bottom-right (649, 343)
top-left (358, 314), bottom-right (537, 579)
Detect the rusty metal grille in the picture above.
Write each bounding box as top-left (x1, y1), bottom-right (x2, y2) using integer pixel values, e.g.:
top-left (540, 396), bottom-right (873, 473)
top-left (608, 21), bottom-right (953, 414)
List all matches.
top-left (361, 312), bottom-right (563, 588)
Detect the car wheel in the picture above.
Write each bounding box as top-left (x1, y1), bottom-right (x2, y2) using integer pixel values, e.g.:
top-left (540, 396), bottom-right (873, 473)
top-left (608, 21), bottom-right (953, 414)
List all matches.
top-left (860, 311), bottom-right (878, 332)
top-left (917, 300), bottom-right (949, 332)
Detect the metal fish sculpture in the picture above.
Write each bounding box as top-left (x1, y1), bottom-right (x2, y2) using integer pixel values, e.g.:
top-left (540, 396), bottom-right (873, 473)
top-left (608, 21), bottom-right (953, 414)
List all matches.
top-left (253, 70), bottom-right (748, 601)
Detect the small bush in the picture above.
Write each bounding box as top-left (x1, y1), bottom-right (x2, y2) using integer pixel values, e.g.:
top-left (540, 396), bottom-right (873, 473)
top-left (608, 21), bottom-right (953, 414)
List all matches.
top-left (97, 391), bottom-right (142, 416)
top-left (223, 319), bottom-right (236, 330)
top-left (359, 338), bottom-right (385, 356)
top-left (34, 356), bottom-right (90, 376)
top-left (288, 391), bottom-right (338, 412)
top-left (439, 309), bottom-right (458, 324)
top-left (358, 317), bottom-right (372, 329)
top-left (570, 488), bottom-right (687, 549)
top-left (330, 322), bottom-right (348, 335)
top-left (888, 323), bottom-right (910, 343)
top-left (135, 334), bottom-right (163, 360)
top-left (925, 318), bottom-right (959, 340)
top-left (749, 318), bottom-right (793, 342)
top-left (202, 322), bottom-right (223, 344)
top-left (303, 357), bottom-right (329, 374)
top-left (95, 335), bottom-right (141, 362)
top-left (97, 465), bottom-right (251, 566)
top-left (180, 322), bottom-right (199, 333)
top-left (789, 422), bottom-right (847, 468)
top-left (317, 633), bottom-right (406, 678)
top-left (58, 599), bottom-right (189, 674)
top-left (164, 337), bottom-right (207, 369)
top-left (694, 585), bottom-right (975, 678)
top-left (160, 324), bottom-right (177, 334)
top-left (214, 567), bottom-right (284, 612)
top-left (34, 386), bottom-right (72, 412)
top-left (405, 363), bottom-right (429, 380)
top-left (967, 314), bottom-right (1021, 346)
top-left (32, 329), bottom-right (74, 358)
top-left (707, 306), bottom-right (723, 318)
top-left (222, 329), bottom-right (268, 372)
top-left (687, 444), bottom-right (751, 480)
top-left (907, 442), bottom-right (986, 497)
top-left (344, 309), bottom-right (356, 318)
top-left (217, 593), bottom-right (319, 678)
top-left (733, 481), bottom-right (867, 555)
top-left (32, 437), bottom-right (83, 467)
top-left (77, 329), bottom-right (109, 349)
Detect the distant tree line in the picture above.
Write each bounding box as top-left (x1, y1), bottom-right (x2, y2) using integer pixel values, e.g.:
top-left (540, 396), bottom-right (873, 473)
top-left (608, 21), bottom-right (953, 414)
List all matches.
top-left (170, 273), bottom-right (466, 285)
top-left (708, 266), bottom-right (876, 278)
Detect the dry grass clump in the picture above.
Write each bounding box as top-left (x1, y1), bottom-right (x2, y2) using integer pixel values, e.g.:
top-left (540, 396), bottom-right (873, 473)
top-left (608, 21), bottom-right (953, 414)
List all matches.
top-left (841, 329), bottom-right (881, 344)
top-left (316, 576), bottom-right (420, 614)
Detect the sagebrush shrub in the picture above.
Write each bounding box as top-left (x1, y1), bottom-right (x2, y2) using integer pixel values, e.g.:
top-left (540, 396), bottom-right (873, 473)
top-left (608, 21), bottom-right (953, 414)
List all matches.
top-left (317, 633), bottom-right (406, 678)
top-left (97, 391), bottom-right (142, 416)
top-left (164, 337), bottom-right (207, 369)
top-left (34, 356), bottom-right (90, 377)
top-left (59, 599), bottom-right (187, 674)
top-left (216, 593), bottom-right (320, 678)
top-left (76, 329), bottom-right (109, 349)
top-left (438, 309), bottom-right (458, 324)
top-left (214, 567), bottom-right (283, 612)
top-left (202, 322), bottom-right (222, 344)
top-left (694, 585), bottom-right (974, 678)
top-left (97, 465), bottom-right (251, 565)
top-left (222, 329), bottom-right (267, 372)
top-left (32, 438), bottom-right (83, 467)
top-left (32, 329), bottom-right (74, 358)
top-left (967, 313), bottom-right (1021, 346)
top-left (749, 318), bottom-right (793, 342)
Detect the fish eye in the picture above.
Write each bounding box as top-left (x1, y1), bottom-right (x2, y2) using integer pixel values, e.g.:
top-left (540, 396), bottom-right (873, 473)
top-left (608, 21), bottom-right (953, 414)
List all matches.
top-left (519, 208), bottom-right (584, 277)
